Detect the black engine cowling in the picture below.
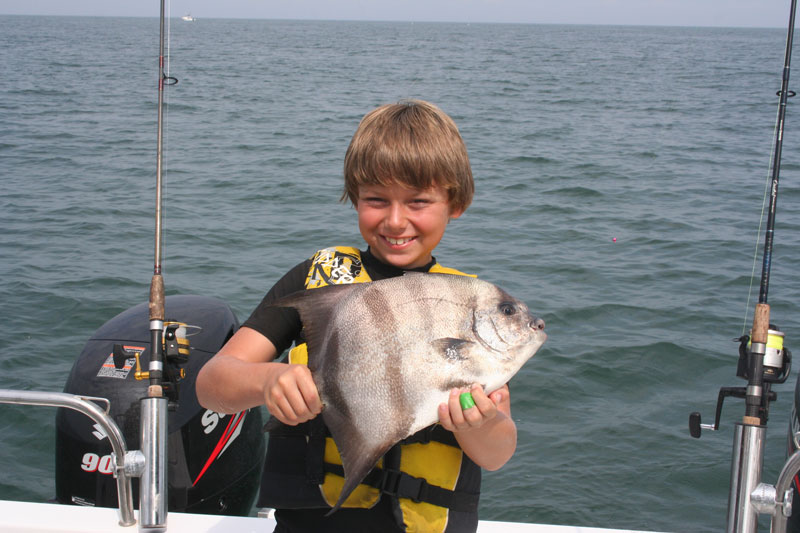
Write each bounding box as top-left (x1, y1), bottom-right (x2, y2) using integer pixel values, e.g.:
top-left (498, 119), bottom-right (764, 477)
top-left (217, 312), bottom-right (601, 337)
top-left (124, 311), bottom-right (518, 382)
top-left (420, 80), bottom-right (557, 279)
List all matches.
top-left (55, 294), bottom-right (264, 515)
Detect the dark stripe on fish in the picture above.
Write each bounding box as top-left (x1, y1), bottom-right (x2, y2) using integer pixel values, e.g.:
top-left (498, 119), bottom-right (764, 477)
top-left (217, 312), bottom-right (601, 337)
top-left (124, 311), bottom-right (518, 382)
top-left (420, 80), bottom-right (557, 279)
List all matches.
top-left (363, 285), bottom-right (414, 434)
top-left (439, 379), bottom-right (474, 393)
top-left (323, 328), bottom-right (351, 422)
top-left (414, 276), bottom-right (437, 345)
top-left (364, 283), bottom-right (399, 333)
top-left (385, 345), bottom-right (414, 438)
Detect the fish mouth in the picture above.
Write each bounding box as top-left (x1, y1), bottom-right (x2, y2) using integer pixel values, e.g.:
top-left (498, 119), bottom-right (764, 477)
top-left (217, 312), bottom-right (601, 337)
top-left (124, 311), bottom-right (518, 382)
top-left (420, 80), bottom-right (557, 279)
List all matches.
top-left (472, 311), bottom-right (546, 356)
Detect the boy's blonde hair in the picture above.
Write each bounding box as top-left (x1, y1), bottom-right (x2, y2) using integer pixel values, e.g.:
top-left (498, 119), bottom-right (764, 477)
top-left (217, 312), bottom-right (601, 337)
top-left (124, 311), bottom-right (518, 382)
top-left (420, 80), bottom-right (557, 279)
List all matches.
top-left (342, 100), bottom-right (474, 213)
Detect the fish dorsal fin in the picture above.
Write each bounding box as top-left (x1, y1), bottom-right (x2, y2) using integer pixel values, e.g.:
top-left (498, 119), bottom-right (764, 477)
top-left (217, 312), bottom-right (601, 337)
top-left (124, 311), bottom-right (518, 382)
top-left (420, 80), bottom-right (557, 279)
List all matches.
top-left (271, 283), bottom-right (359, 367)
top-left (271, 282), bottom-right (356, 312)
top-left (431, 337), bottom-right (475, 361)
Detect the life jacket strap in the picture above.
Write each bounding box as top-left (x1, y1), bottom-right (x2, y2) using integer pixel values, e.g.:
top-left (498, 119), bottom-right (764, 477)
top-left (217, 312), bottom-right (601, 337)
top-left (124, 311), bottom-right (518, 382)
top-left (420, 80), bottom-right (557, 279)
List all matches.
top-left (306, 431), bottom-right (327, 485)
top-left (323, 463), bottom-right (479, 513)
top-left (400, 424), bottom-right (458, 447)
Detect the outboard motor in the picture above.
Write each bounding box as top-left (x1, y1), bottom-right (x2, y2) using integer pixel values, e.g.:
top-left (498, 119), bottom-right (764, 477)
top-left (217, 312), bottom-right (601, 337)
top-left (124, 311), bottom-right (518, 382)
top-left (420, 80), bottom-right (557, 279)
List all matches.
top-left (55, 295), bottom-right (264, 515)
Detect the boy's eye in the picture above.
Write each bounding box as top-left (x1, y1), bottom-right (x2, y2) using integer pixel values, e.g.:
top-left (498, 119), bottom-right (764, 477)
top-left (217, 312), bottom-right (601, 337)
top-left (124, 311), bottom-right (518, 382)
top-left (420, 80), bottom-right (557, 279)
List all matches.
top-left (363, 196), bottom-right (388, 205)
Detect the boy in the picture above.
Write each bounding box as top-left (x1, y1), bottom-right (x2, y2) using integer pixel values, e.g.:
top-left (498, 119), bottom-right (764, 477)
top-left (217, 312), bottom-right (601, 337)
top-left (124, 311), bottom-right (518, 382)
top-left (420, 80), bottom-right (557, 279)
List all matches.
top-left (196, 100), bottom-right (517, 532)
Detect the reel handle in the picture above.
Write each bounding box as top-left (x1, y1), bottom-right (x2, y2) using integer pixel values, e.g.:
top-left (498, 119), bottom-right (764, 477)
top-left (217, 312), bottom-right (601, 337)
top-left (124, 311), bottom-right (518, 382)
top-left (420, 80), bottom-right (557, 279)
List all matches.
top-left (689, 387), bottom-right (748, 438)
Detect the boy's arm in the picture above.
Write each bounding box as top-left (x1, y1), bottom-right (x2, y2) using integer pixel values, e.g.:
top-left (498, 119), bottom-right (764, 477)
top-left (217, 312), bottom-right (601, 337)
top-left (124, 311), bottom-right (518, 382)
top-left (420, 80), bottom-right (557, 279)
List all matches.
top-left (195, 327), bottom-right (322, 425)
top-left (437, 384), bottom-right (517, 471)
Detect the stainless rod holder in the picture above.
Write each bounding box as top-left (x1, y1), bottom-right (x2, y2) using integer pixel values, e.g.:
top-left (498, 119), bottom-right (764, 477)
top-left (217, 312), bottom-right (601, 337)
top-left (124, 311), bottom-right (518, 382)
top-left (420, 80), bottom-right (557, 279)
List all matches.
top-left (728, 422), bottom-right (767, 533)
top-left (139, 396), bottom-right (168, 531)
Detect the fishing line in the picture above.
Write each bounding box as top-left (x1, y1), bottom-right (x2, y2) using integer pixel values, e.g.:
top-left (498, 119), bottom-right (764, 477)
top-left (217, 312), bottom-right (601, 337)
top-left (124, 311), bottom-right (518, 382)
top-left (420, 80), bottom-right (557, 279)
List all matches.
top-left (742, 113), bottom-right (780, 336)
top-left (740, 9), bottom-right (797, 337)
top-left (690, 4), bottom-right (797, 530)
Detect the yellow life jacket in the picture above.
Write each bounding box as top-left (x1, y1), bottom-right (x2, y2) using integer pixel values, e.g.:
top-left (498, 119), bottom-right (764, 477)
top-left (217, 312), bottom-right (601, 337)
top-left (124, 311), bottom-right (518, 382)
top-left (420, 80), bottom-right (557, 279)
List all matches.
top-left (287, 246), bottom-right (480, 533)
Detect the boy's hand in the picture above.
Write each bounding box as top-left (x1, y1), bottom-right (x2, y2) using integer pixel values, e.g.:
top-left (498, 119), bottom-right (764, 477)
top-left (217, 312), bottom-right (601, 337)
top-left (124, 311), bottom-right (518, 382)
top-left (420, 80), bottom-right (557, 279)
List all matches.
top-left (438, 383), bottom-right (507, 433)
top-left (263, 363), bottom-right (323, 425)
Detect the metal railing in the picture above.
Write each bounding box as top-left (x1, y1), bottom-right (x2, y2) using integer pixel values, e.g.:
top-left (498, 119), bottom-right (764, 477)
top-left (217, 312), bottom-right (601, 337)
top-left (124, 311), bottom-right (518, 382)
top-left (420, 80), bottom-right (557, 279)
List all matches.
top-left (0, 389), bottom-right (140, 527)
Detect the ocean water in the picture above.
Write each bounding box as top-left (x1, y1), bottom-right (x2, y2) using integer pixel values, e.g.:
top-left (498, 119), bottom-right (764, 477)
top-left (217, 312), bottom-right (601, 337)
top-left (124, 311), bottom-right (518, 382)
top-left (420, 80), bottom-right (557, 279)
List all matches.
top-left (3, 14), bottom-right (800, 532)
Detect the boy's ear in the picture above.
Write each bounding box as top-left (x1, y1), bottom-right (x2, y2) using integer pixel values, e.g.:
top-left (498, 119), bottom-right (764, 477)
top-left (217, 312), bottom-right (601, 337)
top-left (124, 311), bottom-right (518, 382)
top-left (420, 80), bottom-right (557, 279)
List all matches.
top-left (449, 207), bottom-right (464, 220)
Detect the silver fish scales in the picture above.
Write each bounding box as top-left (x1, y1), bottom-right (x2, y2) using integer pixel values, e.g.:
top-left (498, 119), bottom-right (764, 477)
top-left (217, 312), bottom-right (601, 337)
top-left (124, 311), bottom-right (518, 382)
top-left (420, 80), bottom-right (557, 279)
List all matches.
top-left (272, 272), bottom-right (546, 512)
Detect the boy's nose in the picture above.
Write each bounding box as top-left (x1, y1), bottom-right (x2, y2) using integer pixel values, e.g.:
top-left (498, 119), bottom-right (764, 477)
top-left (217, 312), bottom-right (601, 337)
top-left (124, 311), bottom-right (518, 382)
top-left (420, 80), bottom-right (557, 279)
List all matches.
top-left (386, 203), bottom-right (406, 229)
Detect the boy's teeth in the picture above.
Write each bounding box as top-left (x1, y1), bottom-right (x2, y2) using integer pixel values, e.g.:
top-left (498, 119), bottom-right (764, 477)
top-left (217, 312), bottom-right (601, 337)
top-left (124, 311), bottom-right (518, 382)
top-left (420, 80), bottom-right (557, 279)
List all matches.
top-left (387, 237), bottom-right (411, 245)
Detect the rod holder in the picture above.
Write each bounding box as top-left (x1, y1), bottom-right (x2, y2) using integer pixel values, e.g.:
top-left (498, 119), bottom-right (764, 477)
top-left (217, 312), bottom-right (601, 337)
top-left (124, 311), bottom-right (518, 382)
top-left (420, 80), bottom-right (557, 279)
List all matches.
top-left (728, 422), bottom-right (767, 533)
top-left (139, 396), bottom-right (168, 531)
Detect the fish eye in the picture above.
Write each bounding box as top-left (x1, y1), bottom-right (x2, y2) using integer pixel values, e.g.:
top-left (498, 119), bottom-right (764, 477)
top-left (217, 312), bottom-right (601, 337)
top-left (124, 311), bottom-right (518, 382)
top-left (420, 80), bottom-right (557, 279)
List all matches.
top-left (499, 302), bottom-right (516, 316)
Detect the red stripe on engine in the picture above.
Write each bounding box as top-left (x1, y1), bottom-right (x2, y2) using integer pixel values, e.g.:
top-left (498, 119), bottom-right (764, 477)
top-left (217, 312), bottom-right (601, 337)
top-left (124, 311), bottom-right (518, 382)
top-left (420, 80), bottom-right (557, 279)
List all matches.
top-left (192, 412), bottom-right (244, 486)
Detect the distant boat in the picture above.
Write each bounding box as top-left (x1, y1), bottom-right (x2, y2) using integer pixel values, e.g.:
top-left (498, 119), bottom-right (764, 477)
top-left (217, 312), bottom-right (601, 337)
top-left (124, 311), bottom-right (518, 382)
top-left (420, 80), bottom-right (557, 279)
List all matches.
top-left (181, 14), bottom-right (196, 21)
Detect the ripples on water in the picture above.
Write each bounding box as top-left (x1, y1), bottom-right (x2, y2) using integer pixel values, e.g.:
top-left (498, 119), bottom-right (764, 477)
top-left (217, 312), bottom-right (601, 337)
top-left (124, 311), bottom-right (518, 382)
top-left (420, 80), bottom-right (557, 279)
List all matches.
top-left (2, 16), bottom-right (800, 532)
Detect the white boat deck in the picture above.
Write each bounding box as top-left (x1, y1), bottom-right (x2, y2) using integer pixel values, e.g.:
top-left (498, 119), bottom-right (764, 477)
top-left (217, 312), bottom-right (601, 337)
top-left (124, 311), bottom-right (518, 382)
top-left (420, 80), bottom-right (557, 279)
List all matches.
top-left (0, 500), bottom-right (665, 533)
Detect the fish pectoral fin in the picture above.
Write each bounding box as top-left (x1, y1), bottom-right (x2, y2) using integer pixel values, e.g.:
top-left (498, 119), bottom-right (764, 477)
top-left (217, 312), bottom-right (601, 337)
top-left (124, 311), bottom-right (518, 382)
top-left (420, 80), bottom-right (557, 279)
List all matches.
top-left (431, 337), bottom-right (475, 361)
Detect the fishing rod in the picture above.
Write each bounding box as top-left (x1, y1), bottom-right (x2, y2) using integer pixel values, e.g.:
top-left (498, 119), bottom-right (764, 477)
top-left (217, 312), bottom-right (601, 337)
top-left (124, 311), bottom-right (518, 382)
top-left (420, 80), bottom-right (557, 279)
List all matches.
top-left (149, 0), bottom-right (178, 394)
top-left (689, 1), bottom-right (797, 531)
top-left (140, 0), bottom-right (179, 529)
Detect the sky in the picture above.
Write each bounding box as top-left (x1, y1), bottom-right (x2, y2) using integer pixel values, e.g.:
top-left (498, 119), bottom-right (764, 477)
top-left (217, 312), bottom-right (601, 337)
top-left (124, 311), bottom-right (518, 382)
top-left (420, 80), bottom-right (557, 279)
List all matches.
top-left (0, 0), bottom-right (797, 28)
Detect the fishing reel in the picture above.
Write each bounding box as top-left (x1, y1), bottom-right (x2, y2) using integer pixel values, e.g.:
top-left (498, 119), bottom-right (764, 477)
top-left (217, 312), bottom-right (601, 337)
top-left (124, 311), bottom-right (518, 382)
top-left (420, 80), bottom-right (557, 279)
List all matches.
top-left (689, 326), bottom-right (790, 438)
top-left (160, 322), bottom-right (191, 402)
top-left (736, 326), bottom-right (791, 384)
top-left (112, 321), bottom-right (192, 404)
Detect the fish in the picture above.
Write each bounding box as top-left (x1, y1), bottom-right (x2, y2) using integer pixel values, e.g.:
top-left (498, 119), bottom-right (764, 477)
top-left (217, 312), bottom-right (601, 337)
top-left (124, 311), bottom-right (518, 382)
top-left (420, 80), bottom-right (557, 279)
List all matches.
top-left (271, 272), bottom-right (546, 512)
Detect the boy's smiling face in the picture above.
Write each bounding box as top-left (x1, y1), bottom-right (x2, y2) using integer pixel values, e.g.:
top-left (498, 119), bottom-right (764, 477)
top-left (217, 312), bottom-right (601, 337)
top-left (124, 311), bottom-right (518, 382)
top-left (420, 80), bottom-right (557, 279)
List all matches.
top-left (357, 183), bottom-right (462, 270)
